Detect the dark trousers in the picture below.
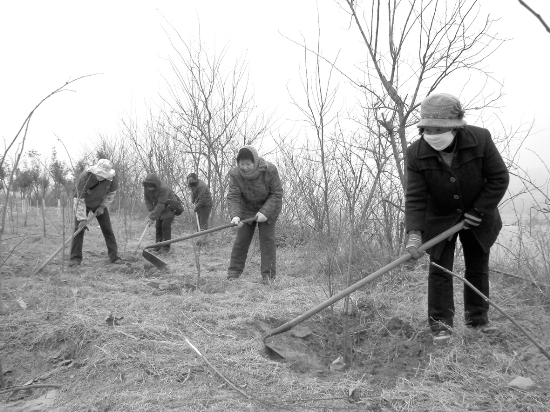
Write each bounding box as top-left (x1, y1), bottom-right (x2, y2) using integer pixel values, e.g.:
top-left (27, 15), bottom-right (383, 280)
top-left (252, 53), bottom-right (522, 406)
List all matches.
top-left (428, 229), bottom-right (490, 332)
top-left (155, 216), bottom-right (174, 252)
top-left (70, 208), bottom-right (119, 263)
top-left (196, 205), bottom-right (212, 230)
top-left (228, 220), bottom-right (277, 279)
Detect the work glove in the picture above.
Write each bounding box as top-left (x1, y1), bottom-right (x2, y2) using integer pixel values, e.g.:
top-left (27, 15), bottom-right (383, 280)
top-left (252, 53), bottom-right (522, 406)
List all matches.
top-left (77, 220), bottom-right (89, 232)
top-left (95, 206), bottom-right (105, 216)
top-left (255, 212), bottom-right (267, 223)
top-left (231, 216), bottom-right (242, 228)
top-left (148, 219), bottom-right (156, 227)
top-left (463, 209), bottom-right (483, 230)
top-left (405, 231), bottom-right (425, 260)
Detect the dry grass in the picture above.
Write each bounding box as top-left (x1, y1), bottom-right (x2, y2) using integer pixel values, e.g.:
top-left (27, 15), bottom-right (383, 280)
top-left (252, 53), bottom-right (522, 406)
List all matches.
top-left (1, 210), bottom-right (550, 411)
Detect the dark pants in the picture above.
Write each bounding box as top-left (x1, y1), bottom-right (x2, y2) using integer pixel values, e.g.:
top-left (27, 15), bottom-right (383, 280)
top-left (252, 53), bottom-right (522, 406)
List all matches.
top-left (428, 229), bottom-right (490, 332)
top-left (70, 208), bottom-right (119, 263)
top-left (228, 220), bottom-right (277, 279)
top-left (155, 216), bottom-right (174, 252)
top-left (196, 205), bottom-right (212, 230)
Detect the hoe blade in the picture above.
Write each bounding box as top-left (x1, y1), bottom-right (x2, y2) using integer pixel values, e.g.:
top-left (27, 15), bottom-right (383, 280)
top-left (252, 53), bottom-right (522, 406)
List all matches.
top-left (142, 250), bottom-right (168, 270)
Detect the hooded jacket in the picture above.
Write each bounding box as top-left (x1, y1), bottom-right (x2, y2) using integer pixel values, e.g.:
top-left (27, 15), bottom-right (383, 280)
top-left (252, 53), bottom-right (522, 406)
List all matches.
top-left (226, 148), bottom-right (283, 224)
top-left (405, 125), bottom-right (509, 259)
top-left (143, 173), bottom-right (176, 220)
top-left (189, 179), bottom-right (213, 211)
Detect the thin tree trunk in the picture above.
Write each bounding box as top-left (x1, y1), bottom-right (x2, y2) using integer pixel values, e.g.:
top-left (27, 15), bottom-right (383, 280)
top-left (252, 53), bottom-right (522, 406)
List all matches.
top-left (343, 214), bottom-right (355, 367)
top-left (61, 195), bottom-right (66, 272)
top-left (42, 197), bottom-right (46, 236)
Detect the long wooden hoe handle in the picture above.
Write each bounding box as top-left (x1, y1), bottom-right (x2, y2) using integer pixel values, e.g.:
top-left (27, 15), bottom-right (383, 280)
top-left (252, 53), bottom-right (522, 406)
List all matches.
top-left (263, 221), bottom-right (465, 340)
top-left (195, 212), bottom-right (201, 232)
top-left (32, 212), bottom-right (98, 276)
top-left (135, 221), bottom-right (151, 252)
top-left (143, 217), bottom-right (257, 249)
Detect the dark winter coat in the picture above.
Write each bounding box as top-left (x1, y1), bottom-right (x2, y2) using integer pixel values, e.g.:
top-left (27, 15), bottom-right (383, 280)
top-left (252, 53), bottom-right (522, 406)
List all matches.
top-left (75, 171), bottom-right (118, 210)
top-left (405, 125), bottom-right (509, 259)
top-left (143, 173), bottom-right (176, 220)
top-left (227, 161), bottom-right (283, 224)
top-left (190, 179), bottom-right (213, 211)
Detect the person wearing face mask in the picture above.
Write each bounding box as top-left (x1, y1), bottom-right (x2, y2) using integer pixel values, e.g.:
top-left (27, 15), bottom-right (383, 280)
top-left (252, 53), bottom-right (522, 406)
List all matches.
top-left (69, 159), bottom-right (123, 267)
top-left (404, 93), bottom-right (509, 345)
top-left (187, 173), bottom-right (213, 231)
top-left (226, 145), bottom-right (283, 284)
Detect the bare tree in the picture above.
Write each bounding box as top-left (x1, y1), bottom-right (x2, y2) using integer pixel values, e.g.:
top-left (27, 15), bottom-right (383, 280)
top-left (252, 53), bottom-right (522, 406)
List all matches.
top-left (340, 0), bottom-right (504, 190)
top-left (161, 27), bottom-right (270, 220)
top-left (0, 76), bottom-right (94, 388)
top-left (287, 28), bottom-right (340, 239)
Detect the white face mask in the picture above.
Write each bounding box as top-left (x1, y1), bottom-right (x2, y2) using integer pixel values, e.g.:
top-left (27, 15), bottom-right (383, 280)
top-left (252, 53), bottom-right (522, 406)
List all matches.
top-left (423, 131), bottom-right (454, 151)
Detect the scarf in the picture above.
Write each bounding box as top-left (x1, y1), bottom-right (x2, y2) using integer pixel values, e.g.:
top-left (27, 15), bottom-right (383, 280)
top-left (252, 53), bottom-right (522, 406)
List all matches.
top-left (238, 145), bottom-right (267, 180)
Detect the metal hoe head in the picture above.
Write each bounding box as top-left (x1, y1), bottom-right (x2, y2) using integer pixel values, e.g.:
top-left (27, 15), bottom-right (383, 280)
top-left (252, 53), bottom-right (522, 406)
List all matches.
top-left (142, 250), bottom-right (168, 270)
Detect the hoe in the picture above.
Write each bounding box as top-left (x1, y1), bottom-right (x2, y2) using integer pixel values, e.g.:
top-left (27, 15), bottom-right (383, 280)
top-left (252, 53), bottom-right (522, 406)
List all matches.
top-left (262, 222), bottom-right (465, 358)
top-left (141, 217), bottom-right (258, 270)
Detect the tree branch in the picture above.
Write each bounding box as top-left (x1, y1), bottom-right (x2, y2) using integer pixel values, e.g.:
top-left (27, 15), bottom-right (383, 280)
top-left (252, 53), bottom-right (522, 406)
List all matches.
top-left (518, 0), bottom-right (550, 33)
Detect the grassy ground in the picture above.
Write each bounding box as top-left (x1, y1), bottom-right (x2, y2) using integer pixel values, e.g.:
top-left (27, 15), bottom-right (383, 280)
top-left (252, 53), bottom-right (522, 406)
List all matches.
top-left (1, 211), bottom-right (550, 411)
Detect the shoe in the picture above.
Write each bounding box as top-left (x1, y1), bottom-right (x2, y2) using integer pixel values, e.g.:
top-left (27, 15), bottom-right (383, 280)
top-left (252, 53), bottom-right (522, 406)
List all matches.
top-left (68, 260), bottom-right (80, 268)
top-left (112, 258), bottom-right (125, 264)
top-left (433, 330), bottom-right (451, 345)
top-left (468, 323), bottom-right (499, 335)
top-left (227, 272), bottom-right (241, 280)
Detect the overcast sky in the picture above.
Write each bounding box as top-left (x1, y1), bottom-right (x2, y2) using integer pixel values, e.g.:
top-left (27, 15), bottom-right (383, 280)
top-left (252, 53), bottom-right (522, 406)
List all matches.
top-left (1, 0), bottom-right (549, 178)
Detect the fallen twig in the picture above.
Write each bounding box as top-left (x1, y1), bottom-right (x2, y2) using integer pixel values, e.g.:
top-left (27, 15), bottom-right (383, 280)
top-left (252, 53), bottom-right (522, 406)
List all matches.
top-left (0, 238), bottom-right (26, 268)
top-left (490, 268), bottom-right (549, 289)
top-left (432, 262), bottom-right (550, 361)
top-left (0, 383), bottom-right (61, 395)
top-left (184, 336), bottom-right (291, 410)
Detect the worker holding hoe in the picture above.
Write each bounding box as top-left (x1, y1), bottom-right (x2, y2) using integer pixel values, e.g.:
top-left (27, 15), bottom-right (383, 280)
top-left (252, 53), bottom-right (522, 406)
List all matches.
top-left (187, 172), bottom-right (213, 231)
top-left (143, 173), bottom-right (177, 254)
top-left (69, 159), bottom-right (124, 267)
top-left (404, 93), bottom-right (509, 345)
top-left (226, 145), bottom-right (283, 284)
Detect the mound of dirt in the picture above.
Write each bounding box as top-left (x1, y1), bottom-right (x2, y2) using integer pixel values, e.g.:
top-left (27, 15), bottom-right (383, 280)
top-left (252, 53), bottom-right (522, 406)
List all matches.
top-left (259, 315), bottom-right (434, 382)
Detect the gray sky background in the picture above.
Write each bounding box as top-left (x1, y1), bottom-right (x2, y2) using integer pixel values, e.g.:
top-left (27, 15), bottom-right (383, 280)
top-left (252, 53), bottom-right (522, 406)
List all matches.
top-left (1, 0), bottom-right (549, 221)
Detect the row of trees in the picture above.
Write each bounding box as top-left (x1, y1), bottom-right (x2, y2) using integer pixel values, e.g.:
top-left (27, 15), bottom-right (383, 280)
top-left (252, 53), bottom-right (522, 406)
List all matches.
top-left (6, 149), bottom-right (70, 205)
top-left (5, 1), bottom-right (545, 255)
top-left (5, 0), bottom-right (537, 252)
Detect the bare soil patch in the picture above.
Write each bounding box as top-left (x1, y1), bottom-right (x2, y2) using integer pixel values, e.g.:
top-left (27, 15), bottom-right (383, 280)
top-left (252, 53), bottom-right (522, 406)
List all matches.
top-left (1, 215), bottom-right (550, 411)
top-left (258, 314), bottom-right (434, 383)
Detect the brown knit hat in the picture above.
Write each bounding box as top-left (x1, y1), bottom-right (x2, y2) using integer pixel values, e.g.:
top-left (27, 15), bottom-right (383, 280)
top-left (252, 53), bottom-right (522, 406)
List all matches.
top-left (417, 93), bottom-right (467, 128)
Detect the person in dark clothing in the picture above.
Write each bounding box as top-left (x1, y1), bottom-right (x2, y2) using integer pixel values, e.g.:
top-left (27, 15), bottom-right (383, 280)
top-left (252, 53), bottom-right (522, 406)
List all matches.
top-left (404, 93), bottom-right (510, 345)
top-left (187, 173), bottom-right (213, 230)
top-left (142, 173), bottom-right (176, 254)
top-left (70, 159), bottom-right (123, 267)
top-left (226, 145), bottom-right (283, 284)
